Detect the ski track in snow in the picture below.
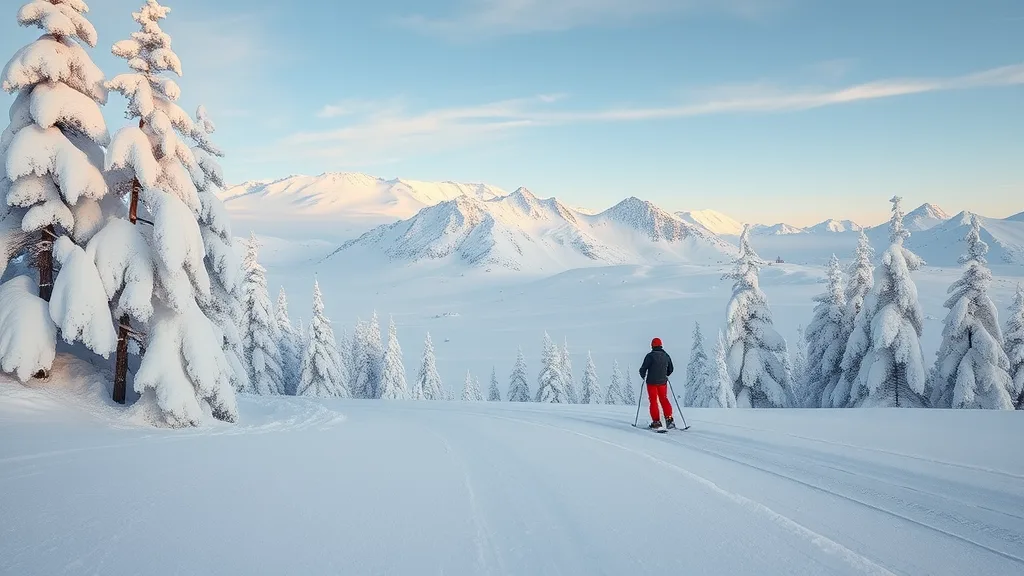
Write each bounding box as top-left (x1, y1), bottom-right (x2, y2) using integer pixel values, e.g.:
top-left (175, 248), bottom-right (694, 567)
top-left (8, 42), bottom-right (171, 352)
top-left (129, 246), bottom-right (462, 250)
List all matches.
top-left (2, 397), bottom-right (1023, 575)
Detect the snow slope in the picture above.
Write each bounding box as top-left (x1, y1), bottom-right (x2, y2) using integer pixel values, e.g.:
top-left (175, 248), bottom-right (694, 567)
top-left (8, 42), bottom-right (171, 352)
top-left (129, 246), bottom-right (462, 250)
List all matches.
top-left (2, 376), bottom-right (1022, 576)
top-left (325, 189), bottom-right (736, 273)
top-left (220, 173), bottom-right (507, 241)
top-left (676, 209), bottom-right (745, 235)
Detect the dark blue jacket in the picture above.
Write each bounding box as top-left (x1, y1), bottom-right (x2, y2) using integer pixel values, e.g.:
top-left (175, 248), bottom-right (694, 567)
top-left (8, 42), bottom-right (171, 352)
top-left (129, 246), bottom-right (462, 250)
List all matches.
top-left (639, 346), bottom-right (673, 385)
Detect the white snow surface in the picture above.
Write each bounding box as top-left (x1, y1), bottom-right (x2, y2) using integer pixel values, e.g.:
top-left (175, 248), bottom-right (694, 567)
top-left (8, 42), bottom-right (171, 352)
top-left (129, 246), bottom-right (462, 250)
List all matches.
top-left (676, 208), bottom-right (745, 235)
top-left (2, 372), bottom-right (1023, 576)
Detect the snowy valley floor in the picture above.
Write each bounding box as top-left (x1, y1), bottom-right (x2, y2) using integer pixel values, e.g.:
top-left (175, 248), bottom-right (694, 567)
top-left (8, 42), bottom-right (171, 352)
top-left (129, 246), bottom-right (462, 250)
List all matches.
top-left (1, 383), bottom-right (1023, 576)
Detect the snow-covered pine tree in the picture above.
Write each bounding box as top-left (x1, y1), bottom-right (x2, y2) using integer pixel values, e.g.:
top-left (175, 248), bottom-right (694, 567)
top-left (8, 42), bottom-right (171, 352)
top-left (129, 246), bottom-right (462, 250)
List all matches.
top-left (535, 332), bottom-right (568, 403)
top-left (350, 319), bottom-right (369, 398)
top-left (363, 311), bottom-right (384, 398)
top-left (1004, 285), bottom-right (1024, 409)
top-left (379, 316), bottom-right (408, 400)
top-left (604, 360), bottom-right (623, 405)
top-left (843, 196), bottom-right (928, 408)
top-left (792, 325), bottom-right (807, 403)
top-left (412, 332), bottom-right (442, 400)
top-left (561, 338), bottom-right (578, 403)
top-left (802, 255), bottom-right (848, 408)
top-left (296, 279), bottom-right (347, 398)
top-left (621, 363), bottom-right (637, 405)
top-left (507, 347), bottom-right (531, 402)
top-left (930, 215), bottom-right (1013, 409)
top-left (690, 330), bottom-right (738, 408)
top-left (94, 0), bottom-right (238, 426)
top-left (188, 104), bottom-right (247, 396)
top-left (276, 287), bottom-right (301, 395)
top-left (1, 0), bottom-right (118, 379)
top-left (462, 370), bottom-right (483, 401)
top-left (487, 367), bottom-right (501, 401)
top-left (580, 351), bottom-right (602, 404)
top-left (723, 226), bottom-right (795, 408)
top-left (830, 231), bottom-right (875, 408)
top-left (238, 233), bottom-right (284, 395)
top-left (685, 322), bottom-right (710, 407)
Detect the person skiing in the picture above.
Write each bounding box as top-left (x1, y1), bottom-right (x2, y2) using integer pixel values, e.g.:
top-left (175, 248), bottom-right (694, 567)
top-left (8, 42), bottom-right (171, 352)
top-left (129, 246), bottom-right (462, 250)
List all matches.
top-left (639, 338), bottom-right (675, 429)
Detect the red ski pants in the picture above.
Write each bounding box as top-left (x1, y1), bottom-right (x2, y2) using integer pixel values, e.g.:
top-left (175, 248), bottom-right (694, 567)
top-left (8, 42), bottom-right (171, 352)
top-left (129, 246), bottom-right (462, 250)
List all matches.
top-left (647, 384), bottom-right (672, 421)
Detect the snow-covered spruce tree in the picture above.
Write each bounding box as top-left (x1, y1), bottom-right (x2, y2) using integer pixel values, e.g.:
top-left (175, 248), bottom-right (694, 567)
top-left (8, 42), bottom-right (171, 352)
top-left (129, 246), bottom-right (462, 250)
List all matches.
top-left (188, 105), bottom-right (247, 396)
top-left (802, 255), bottom-right (848, 408)
top-left (561, 339), bottom-right (578, 403)
top-left (930, 215), bottom-right (1013, 409)
top-left (535, 332), bottom-right (569, 403)
top-left (362, 311), bottom-right (384, 398)
top-left (843, 196), bottom-right (928, 408)
top-left (685, 322), bottom-right (710, 407)
top-left (1, 0), bottom-right (118, 379)
top-left (296, 279), bottom-right (347, 398)
top-left (462, 370), bottom-right (483, 401)
top-left (620, 363), bottom-right (637, 405)
top-left (791, 325), bottom-right (808, 404)
top-left (92, 0), bottom-right (238, 425)
top-left (1004, 285), bottom-right (1024, 409)
top-left (379, 316), bottom-right (409, 400)
top-left (580, 351), bottom-right (602, 404)
top-left (412, 332), bottom-right (443, 400)
top-left (487, 367), bottom-right (501, 401)
top-left (690, 330), bottom-right (738, 408)
top-left (830, 231), bottom-right (875, 408)
top-left (238, 232), bottom-right (284, 395)
top-left (275, 287), bottom-right (301, 395)
top-left (604, 359), bottom-right (623, 405)
top-left (507, 347), bottom-right (531, 402)
top-left (722, 225), bottom-right (795, 408)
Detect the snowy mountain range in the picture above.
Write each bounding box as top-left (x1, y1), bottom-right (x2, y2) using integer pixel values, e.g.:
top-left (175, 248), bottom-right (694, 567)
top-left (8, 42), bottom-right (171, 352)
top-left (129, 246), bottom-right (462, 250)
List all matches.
top-left (220, 173), bottom-right (1023, 270)
top-left (323, 188), bottom-right (736, 272)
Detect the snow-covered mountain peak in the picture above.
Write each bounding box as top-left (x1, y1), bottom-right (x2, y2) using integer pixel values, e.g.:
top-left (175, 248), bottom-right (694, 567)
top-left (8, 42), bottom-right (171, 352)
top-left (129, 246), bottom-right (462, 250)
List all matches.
top-left (750, 223), bottom-right (806, 236)
top-left (676, 209), bottom-right (745, 236)
top-left (904, 203), bottom-right (950, 231)
top-left (808, 219), bottom-right (863, 233)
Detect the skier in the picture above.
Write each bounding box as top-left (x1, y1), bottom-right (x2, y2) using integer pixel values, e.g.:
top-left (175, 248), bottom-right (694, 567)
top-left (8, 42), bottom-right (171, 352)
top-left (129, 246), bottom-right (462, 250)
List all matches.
top-left (639, 338), bottom-right (675, 429)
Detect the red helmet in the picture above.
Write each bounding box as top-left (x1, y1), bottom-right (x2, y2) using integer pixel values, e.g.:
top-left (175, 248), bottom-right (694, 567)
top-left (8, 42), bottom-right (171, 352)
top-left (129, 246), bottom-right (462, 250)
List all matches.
top-left (651, 337), bottom-right (662, 348)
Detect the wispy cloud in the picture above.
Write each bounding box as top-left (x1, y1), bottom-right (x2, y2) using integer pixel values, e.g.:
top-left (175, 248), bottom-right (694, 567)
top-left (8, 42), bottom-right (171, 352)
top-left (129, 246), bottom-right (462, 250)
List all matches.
top-left (399, 0), bottom-right (782, 37)
top-left (284, 63), bottom-right (1024, 163)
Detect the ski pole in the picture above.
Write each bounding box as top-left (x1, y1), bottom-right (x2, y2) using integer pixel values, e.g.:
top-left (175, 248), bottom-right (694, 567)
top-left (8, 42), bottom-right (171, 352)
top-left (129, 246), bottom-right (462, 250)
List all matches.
top-left (666, 378), bottom-right (689, 430)
top-left (631, 376), bottom-right (644, 427)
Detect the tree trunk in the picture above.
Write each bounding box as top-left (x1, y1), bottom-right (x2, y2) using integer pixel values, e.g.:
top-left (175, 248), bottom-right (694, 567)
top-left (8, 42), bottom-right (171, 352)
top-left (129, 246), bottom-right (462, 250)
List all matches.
top-left (113, 314), bottom-right (129, 404)
top-left (112, 118), bottom-right (145, 403)
top-left (37, 225), bottom-right (54, 302)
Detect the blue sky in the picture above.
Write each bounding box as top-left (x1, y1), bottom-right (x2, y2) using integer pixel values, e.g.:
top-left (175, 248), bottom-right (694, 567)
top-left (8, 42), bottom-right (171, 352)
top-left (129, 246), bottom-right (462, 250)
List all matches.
top-left (2, 0), bottom-right (1022, 226)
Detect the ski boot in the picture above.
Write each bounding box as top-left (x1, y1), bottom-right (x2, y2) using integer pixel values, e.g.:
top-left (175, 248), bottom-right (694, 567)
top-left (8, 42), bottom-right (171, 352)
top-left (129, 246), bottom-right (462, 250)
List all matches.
top-left (648, 419), bottom-right (663, 430)
top-left (665, 417), bottom-right (676, 430)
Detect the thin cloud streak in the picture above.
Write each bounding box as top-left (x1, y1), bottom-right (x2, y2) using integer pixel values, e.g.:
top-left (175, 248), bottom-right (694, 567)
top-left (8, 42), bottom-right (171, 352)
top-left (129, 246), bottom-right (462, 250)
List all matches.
top-left (284, 63), bottom-right (1024, 162)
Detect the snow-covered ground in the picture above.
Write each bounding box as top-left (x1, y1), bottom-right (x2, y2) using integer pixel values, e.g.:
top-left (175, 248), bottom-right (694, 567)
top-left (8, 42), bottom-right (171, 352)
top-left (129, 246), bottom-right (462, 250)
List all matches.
top-left (2, 376), bottom-right (1022, 576)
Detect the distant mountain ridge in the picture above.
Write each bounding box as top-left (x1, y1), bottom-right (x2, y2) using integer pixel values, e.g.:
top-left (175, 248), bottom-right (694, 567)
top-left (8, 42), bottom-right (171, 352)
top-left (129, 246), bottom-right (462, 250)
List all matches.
top-left (325, 188), bottom-right (736, 272)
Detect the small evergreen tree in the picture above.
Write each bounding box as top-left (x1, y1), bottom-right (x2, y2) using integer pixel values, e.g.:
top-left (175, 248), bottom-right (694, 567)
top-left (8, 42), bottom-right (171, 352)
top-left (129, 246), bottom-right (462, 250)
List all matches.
top-left (536, 332), bottom-right (568, 403)
top-left (240, 233), bottom-right (284, 395)
top-left (580, 351), bottom-right (602, 404)
top-left (561, 338), bottom-right (578, 403)
top-left (487, 367), bottom-right (501, 401)
top-left (792, 325), bottom-right (807, 403)
top-left (930, 215), bottom-right (1013, 409)
top-left (803, 255), bottom-right (848, 408)
top-left (462, 370), bottom-right (483, 401)
top-left (701, 330), bottom-right (738, 408)
top-left (604, 360), bottom-right (623, 405)
top-left (276, 287), bottom-right (301, 395)
top-left (723, 226), bottom-right (794, 408)
top-left (296, 279), bottom-right (347, 398)
top-left (843, 196), bottom-right (928, 408)
top-left (364, 311), bottom-right (384, 398)
top-left (831, 230), bottom-right (875, 407)
top-left (685, 322), bottom-right (710, 407)
top-left (1004, 285), bottom-right (1024, 409)
top-left (620, 363), bottom-right (637, 405)
top-left (379, 316), bottom-right (409, 400)
top-left (350, 319), bottom-right (369, 398)
top-left (507, 347), bottom-right (532, 402)
top-left (413, 332), bottom-right (443, 400)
